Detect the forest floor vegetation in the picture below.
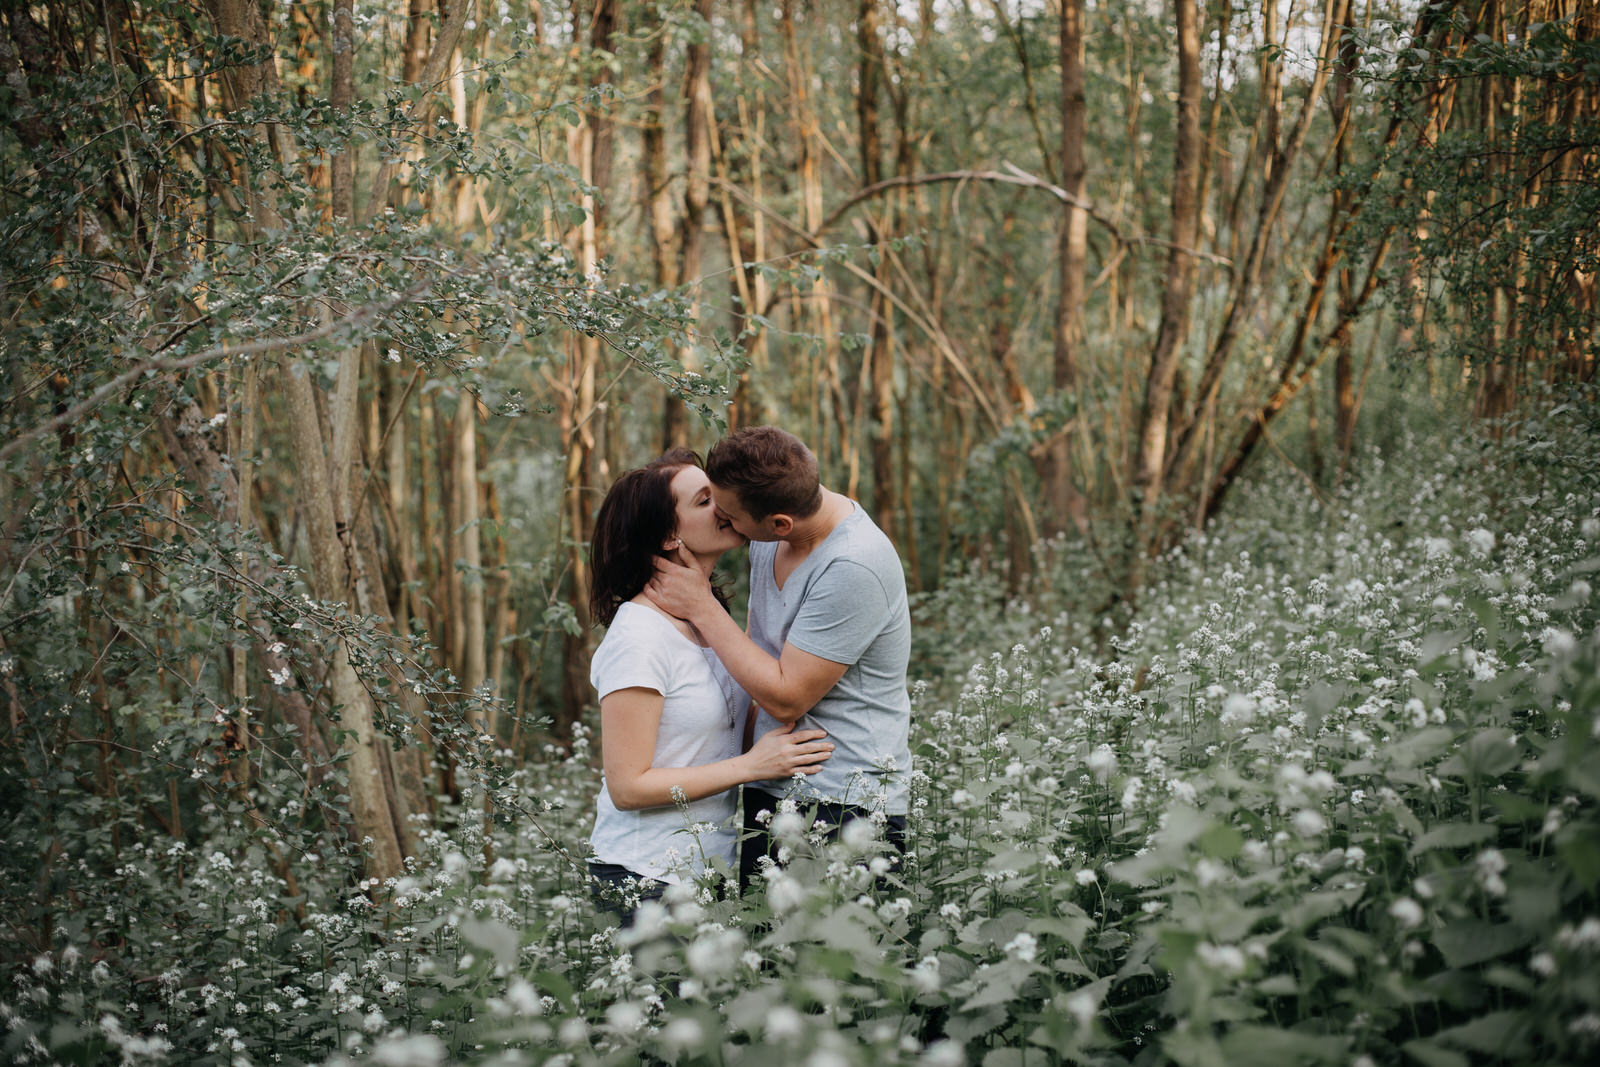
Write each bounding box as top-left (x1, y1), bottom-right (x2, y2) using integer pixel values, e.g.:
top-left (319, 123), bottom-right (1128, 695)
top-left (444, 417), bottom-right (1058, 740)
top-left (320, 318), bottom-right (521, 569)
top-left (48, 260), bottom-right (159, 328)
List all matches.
top-left (4, 396), bottom-right (1600, 1066)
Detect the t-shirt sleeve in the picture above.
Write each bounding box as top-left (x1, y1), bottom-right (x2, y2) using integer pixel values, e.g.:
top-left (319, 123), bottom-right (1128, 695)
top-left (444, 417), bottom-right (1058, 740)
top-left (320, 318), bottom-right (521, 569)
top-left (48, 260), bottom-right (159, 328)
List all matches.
top-left (589, 623), bottom-right (673, 702)
top-left (785, 558), bottom-right (891, 665)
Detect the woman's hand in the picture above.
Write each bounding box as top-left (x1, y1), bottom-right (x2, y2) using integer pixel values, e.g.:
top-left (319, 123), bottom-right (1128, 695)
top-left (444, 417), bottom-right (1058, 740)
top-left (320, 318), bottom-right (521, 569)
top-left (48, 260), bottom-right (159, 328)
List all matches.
top-left (740, 721), bottom-right (833, 781)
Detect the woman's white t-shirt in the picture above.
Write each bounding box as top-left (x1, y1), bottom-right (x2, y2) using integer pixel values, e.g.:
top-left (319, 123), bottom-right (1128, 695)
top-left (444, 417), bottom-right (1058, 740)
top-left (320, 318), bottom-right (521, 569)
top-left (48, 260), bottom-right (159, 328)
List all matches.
top-left (587, 601), bottom-right (748, 884)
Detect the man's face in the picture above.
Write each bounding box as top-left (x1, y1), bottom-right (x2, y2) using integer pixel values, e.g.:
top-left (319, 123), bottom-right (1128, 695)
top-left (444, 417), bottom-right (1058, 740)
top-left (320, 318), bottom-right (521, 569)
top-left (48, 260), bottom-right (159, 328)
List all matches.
top-left (709, 485), bottom-right (776, 542)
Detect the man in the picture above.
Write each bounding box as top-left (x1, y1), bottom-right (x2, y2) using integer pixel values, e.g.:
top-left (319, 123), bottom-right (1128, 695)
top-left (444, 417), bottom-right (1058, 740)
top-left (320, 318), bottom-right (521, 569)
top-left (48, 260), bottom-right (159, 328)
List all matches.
top-left (646, 426), bottom-right (912, 889)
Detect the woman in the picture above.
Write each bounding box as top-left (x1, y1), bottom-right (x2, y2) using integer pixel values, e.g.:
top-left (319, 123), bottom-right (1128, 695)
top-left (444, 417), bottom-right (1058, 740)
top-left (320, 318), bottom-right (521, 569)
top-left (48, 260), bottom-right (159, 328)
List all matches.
top-left (585, 448), bottom-right (833, 918)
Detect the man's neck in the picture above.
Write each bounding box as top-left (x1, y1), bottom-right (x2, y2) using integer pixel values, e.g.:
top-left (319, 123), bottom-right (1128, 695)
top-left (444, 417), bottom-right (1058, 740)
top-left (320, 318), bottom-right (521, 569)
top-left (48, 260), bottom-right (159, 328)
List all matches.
top-left (781, 488), bottom-right (852, 555)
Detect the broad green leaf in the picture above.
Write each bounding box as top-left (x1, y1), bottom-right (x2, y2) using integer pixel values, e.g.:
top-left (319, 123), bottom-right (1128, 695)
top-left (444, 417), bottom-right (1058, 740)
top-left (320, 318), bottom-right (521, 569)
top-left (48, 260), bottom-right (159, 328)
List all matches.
top-left (1432, 920), bottom-right (1534, 968)
top-left (1434, 1010), bottom-right (1530, 1057)
top-left (1403, 1038), bottom-right (1470, 1067)
top-left (459, 918), bottom-right (519, 968)
top-left (1217, 1024), bottom-right (1350, 1066)
top-left (1410, 821), bottom-right (1496, 856)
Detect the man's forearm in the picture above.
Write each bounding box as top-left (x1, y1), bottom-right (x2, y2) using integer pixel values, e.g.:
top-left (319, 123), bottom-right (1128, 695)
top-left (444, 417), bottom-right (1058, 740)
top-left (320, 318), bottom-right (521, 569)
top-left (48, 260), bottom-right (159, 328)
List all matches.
top-left (693, 609), bottom-right (807, 721)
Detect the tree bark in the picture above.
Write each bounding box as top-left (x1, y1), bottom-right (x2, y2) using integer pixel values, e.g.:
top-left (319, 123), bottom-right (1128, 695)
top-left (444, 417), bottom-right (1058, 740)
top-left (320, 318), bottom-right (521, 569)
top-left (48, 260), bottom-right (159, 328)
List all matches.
top-left (1129, 0), bottom-right (1203, 585)
top-left (1034, 0), bottom-right (1089, 538)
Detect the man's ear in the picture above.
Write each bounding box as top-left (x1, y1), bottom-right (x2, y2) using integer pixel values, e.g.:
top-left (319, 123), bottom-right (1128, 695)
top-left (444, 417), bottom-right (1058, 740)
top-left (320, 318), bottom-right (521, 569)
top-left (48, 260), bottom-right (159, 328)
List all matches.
top-left (769, 514), bottom-right (794, 538)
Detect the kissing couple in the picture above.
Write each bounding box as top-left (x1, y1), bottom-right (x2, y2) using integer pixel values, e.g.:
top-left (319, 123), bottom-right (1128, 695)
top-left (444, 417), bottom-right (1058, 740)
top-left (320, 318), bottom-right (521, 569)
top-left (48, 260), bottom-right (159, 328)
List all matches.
top-left (583, 426), bottom-right (913, 920)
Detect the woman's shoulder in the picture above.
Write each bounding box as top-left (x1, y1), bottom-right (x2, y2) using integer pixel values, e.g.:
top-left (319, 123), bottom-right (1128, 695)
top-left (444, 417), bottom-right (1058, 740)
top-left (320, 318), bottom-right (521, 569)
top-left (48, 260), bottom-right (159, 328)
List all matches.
top-left (597, 602), bottom-right (691, 655)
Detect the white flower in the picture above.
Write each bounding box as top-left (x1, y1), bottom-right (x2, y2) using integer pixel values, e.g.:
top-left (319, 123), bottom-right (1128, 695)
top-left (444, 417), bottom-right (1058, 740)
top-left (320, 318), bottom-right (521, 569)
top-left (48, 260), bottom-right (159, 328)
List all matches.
top-left (765, 1006), bottom-right (804, 1040)
top-left (661, 1017), bottom-right (703, 1050)
top-left (1221, 693), bottom-right (1257, 725)
top-left (1543, 628), bottom-right (1577, 657)
top-left (369, 1034), bottom-right (447, 1067)
top-left (606, 1000), bottom-right (644, 1032)
top-left (1529, 952), bottom-right (1556, 978)
top-left (767, 873), bottom-right (807, 914)
top-left (1292, 809), bottom-right (1326, 836)
top-left (1389, 897), bottom-right (1424, 929)
top-left (686, 930), bottom-right (739, 978)
top-left (1196, 942), bottom-right (1246, 976)
top-left (921, 1041), bottom-right (966, 1067)
top-left (1465, 528), bottom-right (1495, 556)
top-left (1558, 917), bottom-right (1600, 951)
top-left (772, 811), bottom-right (808, 841)
top-left (840, 818), bottom-right (876, 851)
top-left (1004, 932), bottom-right (1038, 963)
top-left (910, 955), bottom-right (941, 993)
top-left (505, 978), bottom-right (540, 1015)
top-left (1075, 868), bottom-right (1099, 887)
top-left (1086, 745), bottom-right (1117, 782)
top-left (1065, 989), bottom-right (1096, 1028)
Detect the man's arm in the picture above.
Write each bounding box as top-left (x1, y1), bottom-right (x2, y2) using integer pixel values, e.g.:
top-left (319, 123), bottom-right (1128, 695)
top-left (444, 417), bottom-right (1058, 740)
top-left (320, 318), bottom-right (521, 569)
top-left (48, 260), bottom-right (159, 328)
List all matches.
top-left (645, 556), bottom-right (846, 721)
top-left (690, 607), bottom-right (848, 722)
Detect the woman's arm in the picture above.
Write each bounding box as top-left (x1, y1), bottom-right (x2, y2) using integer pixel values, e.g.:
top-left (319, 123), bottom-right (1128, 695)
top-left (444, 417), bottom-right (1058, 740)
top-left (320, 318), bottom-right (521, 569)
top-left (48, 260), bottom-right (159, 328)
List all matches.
top-left (600, 687), bottom-right (834, 811)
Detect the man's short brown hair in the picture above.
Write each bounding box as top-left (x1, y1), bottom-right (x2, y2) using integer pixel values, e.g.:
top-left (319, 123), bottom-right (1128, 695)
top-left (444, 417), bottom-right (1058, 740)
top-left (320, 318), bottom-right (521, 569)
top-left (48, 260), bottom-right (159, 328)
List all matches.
top-left (706, 426), bottom-right (823, 521)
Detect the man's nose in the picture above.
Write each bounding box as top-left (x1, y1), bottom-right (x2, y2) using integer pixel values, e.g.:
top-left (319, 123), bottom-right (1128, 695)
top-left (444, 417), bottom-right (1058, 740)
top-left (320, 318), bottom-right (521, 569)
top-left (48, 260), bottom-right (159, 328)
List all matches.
top-left (712, 504), bottom-right (729, 522)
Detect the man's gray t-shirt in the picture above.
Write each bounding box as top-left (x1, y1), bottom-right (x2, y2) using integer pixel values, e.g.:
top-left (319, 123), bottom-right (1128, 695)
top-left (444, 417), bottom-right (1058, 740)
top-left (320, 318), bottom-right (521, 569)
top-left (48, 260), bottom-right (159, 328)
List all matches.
top-left (746, 504), bottom-right (912, 814)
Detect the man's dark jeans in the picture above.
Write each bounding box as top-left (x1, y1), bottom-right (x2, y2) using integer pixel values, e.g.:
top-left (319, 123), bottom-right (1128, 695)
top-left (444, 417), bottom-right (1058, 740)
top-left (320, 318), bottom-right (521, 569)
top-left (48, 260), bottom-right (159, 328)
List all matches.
top-left (738, 785), bottom-right (907, 893)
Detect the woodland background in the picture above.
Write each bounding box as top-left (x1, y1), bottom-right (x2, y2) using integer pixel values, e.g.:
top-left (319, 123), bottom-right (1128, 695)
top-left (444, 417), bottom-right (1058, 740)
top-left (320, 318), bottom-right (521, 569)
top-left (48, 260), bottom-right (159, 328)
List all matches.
top-left (1, 0), bottom-right (1598, 1062)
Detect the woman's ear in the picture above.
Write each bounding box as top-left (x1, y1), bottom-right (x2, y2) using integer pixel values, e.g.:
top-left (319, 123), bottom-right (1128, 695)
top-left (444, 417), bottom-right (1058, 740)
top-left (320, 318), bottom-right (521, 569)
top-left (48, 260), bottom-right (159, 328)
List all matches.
top-left (661, 537), bottom-right (682, 553)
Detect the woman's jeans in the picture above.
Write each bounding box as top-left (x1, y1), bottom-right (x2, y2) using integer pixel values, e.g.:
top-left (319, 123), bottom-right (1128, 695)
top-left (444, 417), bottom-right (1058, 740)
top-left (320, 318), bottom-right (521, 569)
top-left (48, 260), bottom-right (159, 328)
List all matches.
top-left (587, 861), bottom-right (667, 926)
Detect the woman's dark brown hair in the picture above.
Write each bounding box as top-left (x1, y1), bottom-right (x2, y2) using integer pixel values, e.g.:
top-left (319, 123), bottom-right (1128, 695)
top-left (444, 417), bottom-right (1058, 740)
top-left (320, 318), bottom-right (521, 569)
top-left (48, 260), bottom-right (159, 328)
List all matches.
top-left (587, 448), bottom-right (729, 627)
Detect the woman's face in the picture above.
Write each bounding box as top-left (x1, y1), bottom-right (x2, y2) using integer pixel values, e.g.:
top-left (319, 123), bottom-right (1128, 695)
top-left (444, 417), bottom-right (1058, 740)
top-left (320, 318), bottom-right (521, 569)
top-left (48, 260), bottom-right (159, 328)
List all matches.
top-left (669, 465), bottom-right (746, 558)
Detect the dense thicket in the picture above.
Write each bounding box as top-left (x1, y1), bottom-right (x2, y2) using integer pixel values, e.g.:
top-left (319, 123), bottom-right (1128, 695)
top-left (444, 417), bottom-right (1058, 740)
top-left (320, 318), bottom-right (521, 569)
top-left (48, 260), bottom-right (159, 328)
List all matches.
top-left (0, 0), bottom-right (1597, 1060)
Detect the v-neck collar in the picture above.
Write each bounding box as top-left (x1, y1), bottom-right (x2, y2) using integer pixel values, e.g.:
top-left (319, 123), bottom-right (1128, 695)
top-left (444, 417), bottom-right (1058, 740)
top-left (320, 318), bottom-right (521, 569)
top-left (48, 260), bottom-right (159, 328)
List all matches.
top-left (771, 501), bottom-right (856, 592)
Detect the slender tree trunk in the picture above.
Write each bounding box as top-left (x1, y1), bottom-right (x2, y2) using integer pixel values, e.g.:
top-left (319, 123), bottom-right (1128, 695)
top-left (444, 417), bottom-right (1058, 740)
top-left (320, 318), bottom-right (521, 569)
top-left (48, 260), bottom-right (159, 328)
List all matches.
top-left (663, 0), bottom-right (713, 449)
top-left (1034, 0), bottom-right (1089, 538)
top-left (1332, 14), bottom-right (1358, 460)
top-left (1129, 0), bottom-right (1203, 586)
top-left (857, 0), bottom-right (897, 533)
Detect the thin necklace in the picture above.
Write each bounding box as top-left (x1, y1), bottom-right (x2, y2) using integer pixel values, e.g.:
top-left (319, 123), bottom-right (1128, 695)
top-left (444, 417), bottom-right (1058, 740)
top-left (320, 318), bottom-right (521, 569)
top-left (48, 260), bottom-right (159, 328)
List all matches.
top-left (695, 641), bottom-right (740, 731)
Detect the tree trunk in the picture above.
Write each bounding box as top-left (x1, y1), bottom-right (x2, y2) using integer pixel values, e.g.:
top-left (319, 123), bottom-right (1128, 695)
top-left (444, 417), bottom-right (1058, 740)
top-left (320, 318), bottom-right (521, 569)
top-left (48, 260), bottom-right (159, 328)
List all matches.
top-left (1034, 0), bottom-right (1089, 538)
top-left (1129, 0), bottom-right (1203, 586)
top-left (857, 0), bottom-right (897, 534)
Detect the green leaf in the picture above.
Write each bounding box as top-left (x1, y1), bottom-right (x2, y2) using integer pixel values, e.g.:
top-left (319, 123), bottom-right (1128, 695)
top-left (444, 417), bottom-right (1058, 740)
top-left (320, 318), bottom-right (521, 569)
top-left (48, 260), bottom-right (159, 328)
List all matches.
top-left (459, 918), bottom-right (519, 968)
top-left (982, 1050), bottom-right (1026, 1067)
top-left (1434, 1010), bottom-right (1529, 1057)
top-left (1410, 821), bottom-right (1496, 856)
top-left (1403, 1038), bottom-right (1470, 1067)
top-left (1217, 1025), bottom-right (1350, 1066)
top-left (1432, 920), bottom-right (1534, 968)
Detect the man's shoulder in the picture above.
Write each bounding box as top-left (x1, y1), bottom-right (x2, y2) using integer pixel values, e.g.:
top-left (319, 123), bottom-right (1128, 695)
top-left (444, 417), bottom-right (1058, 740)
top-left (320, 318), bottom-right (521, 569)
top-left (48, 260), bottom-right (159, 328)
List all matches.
top-left (824, 508), bottom-right (903, 572)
